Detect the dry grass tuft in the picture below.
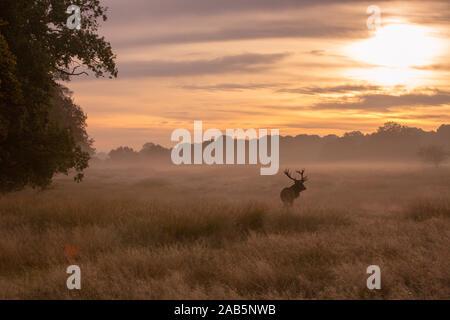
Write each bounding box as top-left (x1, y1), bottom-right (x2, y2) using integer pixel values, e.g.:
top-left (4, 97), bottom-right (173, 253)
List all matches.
top-left (405, 198), bottom-right (450, 221)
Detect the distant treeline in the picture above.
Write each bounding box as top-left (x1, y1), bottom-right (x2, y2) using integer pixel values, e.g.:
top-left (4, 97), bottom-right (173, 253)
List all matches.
top-left (100, 122), bottom-right (450, 164)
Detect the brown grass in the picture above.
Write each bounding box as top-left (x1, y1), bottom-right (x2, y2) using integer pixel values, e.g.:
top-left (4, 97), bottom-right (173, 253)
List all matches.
top-left (0, 164), bottom-right (449, 299)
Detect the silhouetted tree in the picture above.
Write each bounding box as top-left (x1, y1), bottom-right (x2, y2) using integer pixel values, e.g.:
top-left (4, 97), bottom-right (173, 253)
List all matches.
top-left (0, 1), bottom-right (117, 192)
top-left (109, 147), bottom-right (138, 161)
top-left (140, 143), bottom-right (169, 156)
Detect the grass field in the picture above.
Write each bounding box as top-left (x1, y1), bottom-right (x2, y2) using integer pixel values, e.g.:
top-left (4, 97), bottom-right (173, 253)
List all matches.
top-left (0, 163), bottom-right (449, 299)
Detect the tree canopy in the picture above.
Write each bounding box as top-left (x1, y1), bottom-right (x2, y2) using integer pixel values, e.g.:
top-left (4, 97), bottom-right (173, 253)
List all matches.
top-left (0, 0), bottom-right (117, 192)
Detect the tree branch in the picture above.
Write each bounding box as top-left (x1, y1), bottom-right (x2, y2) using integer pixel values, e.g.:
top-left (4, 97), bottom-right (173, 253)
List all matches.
top-left (55, 66), bottom-right (88, 76)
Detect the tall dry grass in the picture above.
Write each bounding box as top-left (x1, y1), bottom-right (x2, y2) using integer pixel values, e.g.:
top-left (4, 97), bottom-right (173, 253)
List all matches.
top-left (0, 164), bottom-right (449, 299)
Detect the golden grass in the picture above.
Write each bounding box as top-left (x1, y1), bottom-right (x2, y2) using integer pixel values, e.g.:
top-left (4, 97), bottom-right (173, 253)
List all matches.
top-left (0, 164), bottom-right (449, 299)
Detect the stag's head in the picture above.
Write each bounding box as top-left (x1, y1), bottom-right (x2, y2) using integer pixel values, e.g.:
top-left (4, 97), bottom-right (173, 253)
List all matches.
top-left (284, 169), bottom-right (308, 191)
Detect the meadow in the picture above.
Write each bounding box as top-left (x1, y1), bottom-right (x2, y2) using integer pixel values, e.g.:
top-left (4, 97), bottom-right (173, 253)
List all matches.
top-left (0, 162), bottom-right (449, 299)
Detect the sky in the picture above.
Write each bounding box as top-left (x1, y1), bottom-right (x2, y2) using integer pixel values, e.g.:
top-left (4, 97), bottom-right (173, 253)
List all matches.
top-left (67, 0), bottom-right (450, 152)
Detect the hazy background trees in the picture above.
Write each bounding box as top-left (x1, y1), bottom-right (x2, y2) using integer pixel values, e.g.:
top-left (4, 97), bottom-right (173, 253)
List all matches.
top-left (418, 145), bottom-right (449, 167)
top-left (102, 122), bottom-right (450, 166)
top-left (280, 122), bottom-right (450, 164)
top-left (107, 143), bottom-right (170, 163)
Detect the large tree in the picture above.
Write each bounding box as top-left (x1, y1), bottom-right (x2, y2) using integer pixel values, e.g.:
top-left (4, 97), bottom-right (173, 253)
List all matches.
top-left (0, 1), bottom-right (117, 192)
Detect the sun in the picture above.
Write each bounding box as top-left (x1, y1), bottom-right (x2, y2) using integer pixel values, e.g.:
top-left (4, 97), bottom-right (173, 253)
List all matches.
top-left (348, 24), bottom-right (440, 68)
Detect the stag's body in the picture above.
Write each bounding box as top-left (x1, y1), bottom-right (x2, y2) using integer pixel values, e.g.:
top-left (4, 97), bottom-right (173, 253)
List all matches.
top-left (280, 185), bottom-right (304, 207)
top-left (280, 169), bottom-right (308, 207)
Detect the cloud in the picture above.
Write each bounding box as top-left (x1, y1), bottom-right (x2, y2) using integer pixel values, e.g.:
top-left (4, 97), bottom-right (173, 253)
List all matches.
top-left (181, 83), bottom-right (385, 95)
top-left (412, 64), bottom-right (450, 71)
top-left (382, 3), bottom-right (450, 26)
top-left (112, 22), bottom-right (362, 49)
top-left (393, 113), bottom-right (450, 120)
top-left (106, 0), bottom-right (391, 22)
top-left (103, 0), bottom-right (390, 50)
top-left (161, 108), bottom-right (273, 121)
top-left (273, 122), bottom-right (372, 130)
top-left (313, 90), bottom-right (450, 111)
top-left (180, 83), bottom-right (285, 91)
top-left (118, 53), bottom-right (290, 78)
top-left (105, 1), bottom-right (447, 24)
top-left (101, 1), bottom-right (449, 52)
top-left (307, 50), bottom-right (326, 56)
top-left (278, 84), bottom-right (382, 95)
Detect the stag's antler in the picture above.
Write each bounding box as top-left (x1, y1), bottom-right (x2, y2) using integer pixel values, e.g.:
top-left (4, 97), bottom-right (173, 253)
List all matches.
top-left (296, 169), bottom-right (308, 182)
top-left (284, 169), bottom-right (296, 181)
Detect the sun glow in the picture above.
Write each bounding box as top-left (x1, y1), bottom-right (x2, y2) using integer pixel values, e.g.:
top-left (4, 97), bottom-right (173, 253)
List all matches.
top-left (349, 24), bottom-right (440, 68)
top-left (345, 67), bottom-right (429, 86)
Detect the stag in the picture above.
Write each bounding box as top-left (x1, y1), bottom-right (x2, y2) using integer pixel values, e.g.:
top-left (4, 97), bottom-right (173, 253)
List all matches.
top-left (280, 169), bottom-right (308, 207)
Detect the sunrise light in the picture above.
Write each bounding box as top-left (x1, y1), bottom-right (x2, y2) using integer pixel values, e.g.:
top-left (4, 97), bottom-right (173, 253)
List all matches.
top-left (348, 24), bottom-right (441, 68)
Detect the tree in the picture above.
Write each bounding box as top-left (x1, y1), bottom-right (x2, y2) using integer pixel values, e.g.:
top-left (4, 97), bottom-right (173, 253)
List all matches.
top-left (109, 147), bottom-right (138, 161)
top-left (140, 142), bottom-right (170, 157)
top-left (418, 145), bottom-right (448, 168)
top-left (0, 1), bottom-right (117, 192)
top-left (49, 85), bottom-right (95, 155)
